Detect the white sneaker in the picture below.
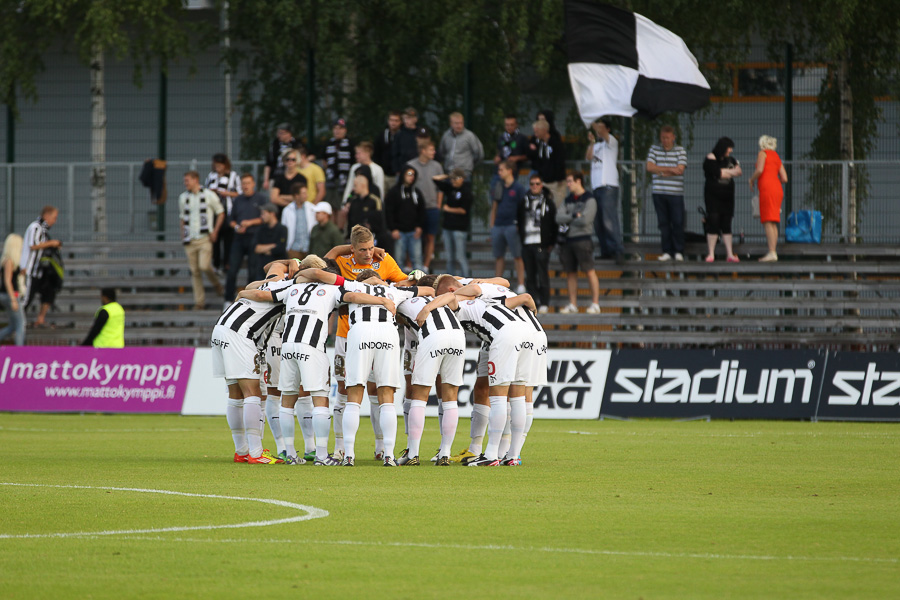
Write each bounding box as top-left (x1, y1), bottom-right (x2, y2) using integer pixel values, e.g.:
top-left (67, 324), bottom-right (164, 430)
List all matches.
top-left (658, 253), bottom-right (672, 261)
top-left (538, 305), bottom-right (549, 314)
top-left (674, 253), bottom-right (685, 261)
top-left (516, 284), bottom-right (526, 294)
top-left (586, 303), bottom-right (601, 314)
top-left (560, 304), bottom-right (578, 314)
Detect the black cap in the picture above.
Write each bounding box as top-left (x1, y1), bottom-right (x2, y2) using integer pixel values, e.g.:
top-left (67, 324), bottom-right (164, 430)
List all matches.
top-left (332, 118), bottom-right (347, 128)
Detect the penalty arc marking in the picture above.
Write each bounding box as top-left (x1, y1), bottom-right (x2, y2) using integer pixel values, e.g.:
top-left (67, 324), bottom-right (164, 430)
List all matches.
top-left (0, 483), bottom-right (329, 539)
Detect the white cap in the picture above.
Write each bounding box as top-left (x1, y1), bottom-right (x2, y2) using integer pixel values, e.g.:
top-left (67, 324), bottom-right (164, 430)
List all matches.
top-left (314, 201), bottom-right (333, 215)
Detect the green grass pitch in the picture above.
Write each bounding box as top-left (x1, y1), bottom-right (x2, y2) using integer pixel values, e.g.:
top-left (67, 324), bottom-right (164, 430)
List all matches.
top-left (0, 413), bottom-right (897, 599)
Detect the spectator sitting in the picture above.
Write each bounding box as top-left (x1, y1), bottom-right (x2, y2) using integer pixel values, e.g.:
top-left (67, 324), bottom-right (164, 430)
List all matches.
top-left (490, 160), bottom-right (526, 293)
top-left (434, 168), bottom-right (473, 278)
top-left (225, 173), bottom-right (266, 302)
top-left (308, 202), bottom-right (345, 258)
top-left (81, 287), bottom-right (124, 348)
top-left (345, 174), bottom-right (389, 253)
top-left (251, 203), bottom-right (288, 281)
top-left (0, 233), bottom-right (25, 345)
top-left (437, 112), bottom-right (484, 180)
top-left (556, 171), bottom-right (601, 314)
top-left (518, 174), bottom-right (557, 314)
top-left (343, 141), bottom-right (385, 205)
top-left (385, 166), bottom-right (426, 271)
top-left (282, 181), bottom-right (317, 260)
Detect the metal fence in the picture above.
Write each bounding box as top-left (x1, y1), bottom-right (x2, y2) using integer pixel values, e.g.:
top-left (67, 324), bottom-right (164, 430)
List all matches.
top-left (1, 159), bottom-right (898, 244)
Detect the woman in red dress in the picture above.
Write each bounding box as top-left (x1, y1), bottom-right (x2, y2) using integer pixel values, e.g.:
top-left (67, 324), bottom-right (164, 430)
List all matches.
top-left (749, 135), bottom-right (788, 262)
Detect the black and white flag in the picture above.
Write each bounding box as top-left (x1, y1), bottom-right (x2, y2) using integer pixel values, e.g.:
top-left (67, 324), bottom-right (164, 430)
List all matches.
top-left (566, 1), bottom-right (711, 124)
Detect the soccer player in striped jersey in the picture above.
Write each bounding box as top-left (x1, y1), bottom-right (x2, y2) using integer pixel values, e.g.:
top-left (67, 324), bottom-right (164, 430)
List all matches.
top-left (339, 272), bottom-right (432, 466)
top-left (394, 287), bottom-right (466, 466)
top-left (211, 276), bottom-right (294, 464)
top-left (325, 225), bottom-right (407, 460)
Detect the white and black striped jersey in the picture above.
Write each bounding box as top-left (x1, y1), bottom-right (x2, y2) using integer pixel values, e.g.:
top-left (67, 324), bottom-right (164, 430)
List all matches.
top-left (397, 295), bottom-right (463, 341)
top-left (204, 170), bottom-right (240, 215)
top-left (474, 282), bottom-right (545, 335)
top-left (20, 218), bottom-right (50, 276)
top-left (215, 279), bottom-right (292, 347)
top-left (341, 281), bottom-right (417, 327)
top-left (280, 282), bottom-right (346, 352)
top-left (454, 297), bottom-right (527, 344)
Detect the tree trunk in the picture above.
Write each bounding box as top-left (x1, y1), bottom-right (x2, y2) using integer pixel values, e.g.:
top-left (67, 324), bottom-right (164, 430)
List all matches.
top-left (90, 44), bottom-right (107, 240)
top-left (838, 51), bottom-right (855, 242)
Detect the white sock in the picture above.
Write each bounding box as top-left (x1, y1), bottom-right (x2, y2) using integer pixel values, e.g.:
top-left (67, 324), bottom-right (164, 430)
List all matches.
top-left (265, 395), bottom-right (284, 454)
top-left (380, 403), bottom-right (398, 460)
top-left (407, 399), bottom-right (426, 458)
top-left (226, 398), bottom-right (247, 455)
top-left (469, 404), bottom-right (490, 455)
top-left (498, 401), bottom-right (512, 458)
top-left (524, 401), bottom-right (534, 438)
top-left (509, 396), bottom-right (527, 459)
top-left (342, 402), bottom-right (361, 460)
top-left (402, 398), bottom-right (412, 435)
top-left (243, 396), bottom-right (263, 457)
top-left (313, 406), bottom-right (331, 462)
top-left (439, 401), bottom-right (458, 458)
top-left (333, 393), bottom-right (347, 453)
top-left (280, 406), bottom-right (296, 458)
top-left (369, 395), bottom-right (384, 454)
top-left (296, 396), bottom-right (315, 453)
top-left (485, 396), bottom-right (507, 460)
top-left (437, 399), bottom-right (444, 430)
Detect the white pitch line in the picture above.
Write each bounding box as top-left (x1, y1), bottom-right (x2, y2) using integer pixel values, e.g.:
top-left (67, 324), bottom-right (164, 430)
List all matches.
top-left (111, 536), bottom-right (899, 565)
top-left (537, 430), bottom-right (900, 439)
top-left (0, 427), bottom-right (195, 433)
top-left (0, 483), bottom-right (328, 539)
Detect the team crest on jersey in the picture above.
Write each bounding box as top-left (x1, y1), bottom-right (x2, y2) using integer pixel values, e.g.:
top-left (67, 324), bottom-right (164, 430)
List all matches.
top-left (290, 288), bottom-right (299, 296)
top-left (467, 300), bottom-right (476, 305)
top-left (317, 289), bottom-right (326, 296)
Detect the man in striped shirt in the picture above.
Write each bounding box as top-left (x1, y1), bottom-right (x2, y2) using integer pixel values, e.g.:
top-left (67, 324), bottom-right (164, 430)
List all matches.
top-left (646, 126), bottom-right (688, 261)
top-left (180, 171), bottom-right (225, 309)
top-left (20, 205), bottom-right (61, 327)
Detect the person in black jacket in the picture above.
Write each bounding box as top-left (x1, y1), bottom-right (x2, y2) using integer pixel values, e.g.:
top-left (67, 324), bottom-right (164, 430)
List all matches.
top-left (251, 203), bottom-right (288, 281)
top-left (345, 174), bottom-right (389, 253)
top-left (391, 107), bottom-right (424, 174)
top-left (434, 168), bottom-right (473, 277)
top-left (385, 166), bottom-right (426, 271)
top-left (373, 111), bottom-right (402, 189)
top-left (263, 123), bottom-right (303, 191)
top-left (518, 174), bottom-right (557, 313)
top-left (528, 118), bottom-right (567, 208)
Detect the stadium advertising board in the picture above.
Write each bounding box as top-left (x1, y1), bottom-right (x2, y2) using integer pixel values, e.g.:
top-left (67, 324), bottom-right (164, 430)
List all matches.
top-left (602, 350), bottom-right (827, 419)
top-left (0, 346), bottom-right (193, 413)
top-left (815, 352), bottom-right (900, 421)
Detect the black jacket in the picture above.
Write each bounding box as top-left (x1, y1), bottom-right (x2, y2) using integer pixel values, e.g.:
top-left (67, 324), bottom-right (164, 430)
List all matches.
top-left (528, 135), bottom-right (567, 184)
top-left (435, 178), bottom-right (473, 232)
top-left (373, 127), bottom-right (397, 176)
top-left (517, 191), bottom-right (557, 247)
top-left (346, 194), bottom-right (387, 243)
top-left (392, 126), bottom-right (420, 174)
top-left (385, 170), bottom-right (426, 233)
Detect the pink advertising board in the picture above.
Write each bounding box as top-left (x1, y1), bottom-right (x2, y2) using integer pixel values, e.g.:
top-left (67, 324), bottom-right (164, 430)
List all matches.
top-left (0, 346), bottom-right (194, 413)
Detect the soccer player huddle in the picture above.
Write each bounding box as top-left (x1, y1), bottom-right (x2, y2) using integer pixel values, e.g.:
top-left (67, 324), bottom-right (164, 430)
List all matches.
top-left (210, 225), bottom-right (546, 467)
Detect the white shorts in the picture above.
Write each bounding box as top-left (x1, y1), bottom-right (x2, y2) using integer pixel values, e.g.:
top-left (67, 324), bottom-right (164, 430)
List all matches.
top-left (528, 329), bottom-right (549, 387)
top-left (412, 329), bottom-right (466, 387)
top-left (487, 323), bottom-right (535, 386)
top-left (336, 334), bottom-right (377, 384)
top-left (211, 325), bottom-right (259, 380)
top-left (279, 342), bottom-right (331, 397)
top-left (346, 322), bottom-right (401, 389)
top-left (476, 344), bottom-right (490, 378)
top-left (260, 327), bottom-right (283, 388)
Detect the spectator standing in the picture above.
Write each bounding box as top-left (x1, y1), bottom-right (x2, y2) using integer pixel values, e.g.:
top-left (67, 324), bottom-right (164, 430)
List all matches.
top-left (81, 288), bottom-right (124, 348)
top-left (385, 166), bottom-right (426, 271)
top-left (270, 149), bottom-right (307, 212)
top-left (179, 171), bottom-right (225, 310)
top-left (20, 205), bottom-right (61, 327)
top-left (495, 114), bottom-right (530, 168)
top-left (518, 174), bottom-right (557, 313)
top-left (406, 139), bottom-right (444, 272)
top-left (345, 174), bottom-right (389, 252)
top-left (308, 202), bottom-right (345, 258)
top-left (251, 203), bottom-right (288, 280)
top-left (392, 107), bottom-right (423, 175)
top-left (556, 172), bottom-right (601, 314)
top-left (434, 168), bottom-right (473, 278)
top-left (703, 137), bottom-right (743, 262)
top-left (282, 181), bottom-right (317, 261)
top-left (528, 119), bottom-right (567, 207)
top-left (490, 160), bottom-right (527, 293)
top-left (225, 174), bottom-right (266, 302)
top-left (586, 118), bottom-right (625, 265)
top-left (646, 126), bottom-right (688, 261)
top-left (263, 123), bottom-right (303, 191)
top-left (324, 118), bottom-right (353, 213)
top-left (438, 112), bottom-right (484, 180)
top-left (204, 153), bottom-right (240, 275)
top-left (343, 141), bottom-right (385, 204)
top-left (297, 147), bottom-right (326, 205)
top-left (749, 135), bottom-right (788, 262)
top-left (0, 233), bottom-right (25, 345)
top-left (374, 111), bottom-right (402, 190)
